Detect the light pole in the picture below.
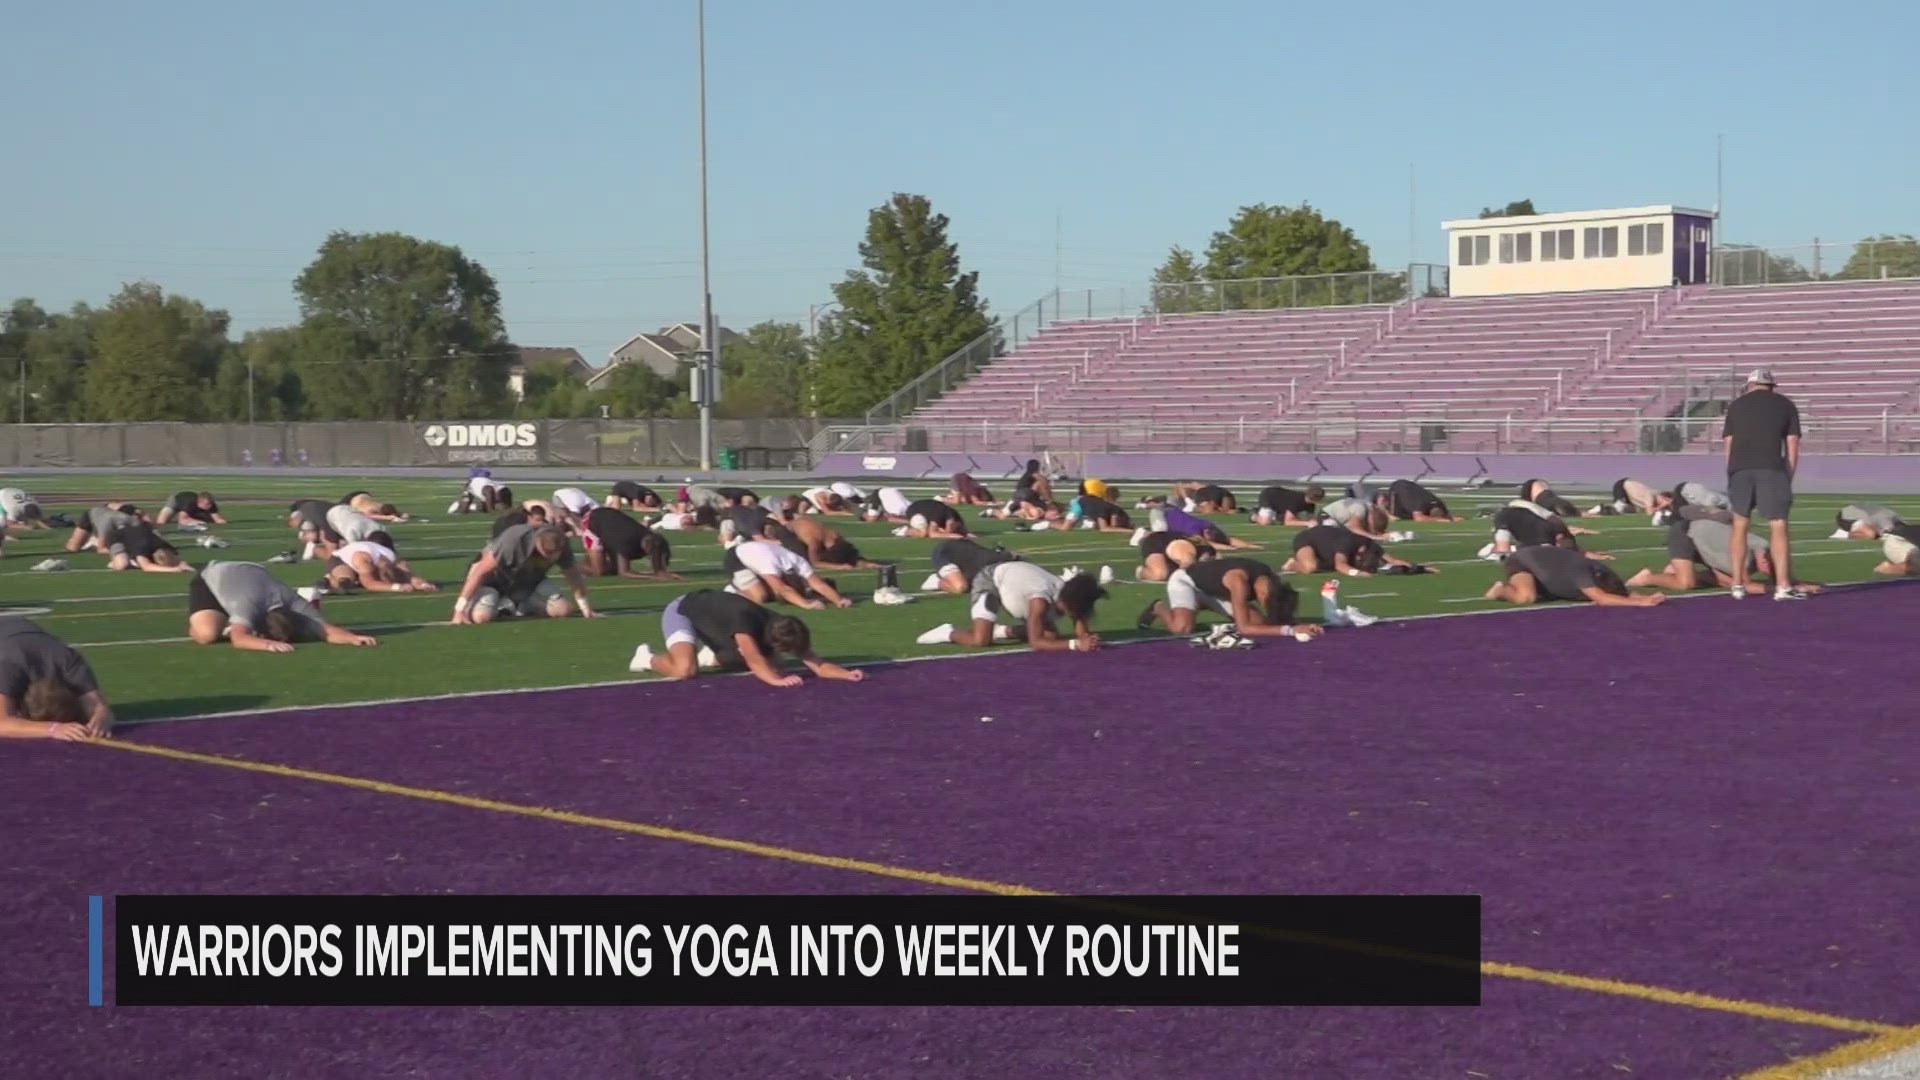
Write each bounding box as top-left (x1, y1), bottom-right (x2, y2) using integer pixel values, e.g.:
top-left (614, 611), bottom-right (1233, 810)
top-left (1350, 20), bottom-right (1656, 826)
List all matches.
top-left (695, 0), bottom-right (717, 471)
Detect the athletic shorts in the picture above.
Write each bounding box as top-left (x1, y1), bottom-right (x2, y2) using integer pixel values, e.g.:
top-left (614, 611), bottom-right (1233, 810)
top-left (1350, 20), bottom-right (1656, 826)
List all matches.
top-left (1165, 569), bottom-right (1232, 617)
top-left (660, 595), bottom-right (699, 649)
top-left (1886, 533), bottom-right (1919, 569)
top-left (1727, 468), bottom-right (1792, 521)
top-left (473, 579), bottom-right (561, 618)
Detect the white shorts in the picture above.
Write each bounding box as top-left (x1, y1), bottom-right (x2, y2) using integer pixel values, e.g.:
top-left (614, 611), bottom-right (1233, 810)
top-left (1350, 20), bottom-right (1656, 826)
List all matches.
top-left (660, 596), bottom-right (699, 649)
top-left (969, 592), bottom-right (1000, 622)
top-left (1885, 534), bottom-right (1918, 567)
top-left (1493, 529), bottom-right (1515, 544)
top-left (473, 579), bottom-right (561, 618)
top-left (731, 567), bottom-right (766, 592)
top-left (1166, 569), bottom-right (1232, 616)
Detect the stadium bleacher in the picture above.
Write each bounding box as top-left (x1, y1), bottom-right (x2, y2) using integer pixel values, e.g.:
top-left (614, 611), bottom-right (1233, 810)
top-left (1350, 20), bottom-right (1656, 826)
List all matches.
top-left (900, 278), bottom-right (1920, 453)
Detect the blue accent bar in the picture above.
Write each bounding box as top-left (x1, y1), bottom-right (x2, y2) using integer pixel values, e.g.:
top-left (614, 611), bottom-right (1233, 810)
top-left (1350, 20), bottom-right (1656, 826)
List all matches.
top-left (88, 895), bottom-right (103, 1006)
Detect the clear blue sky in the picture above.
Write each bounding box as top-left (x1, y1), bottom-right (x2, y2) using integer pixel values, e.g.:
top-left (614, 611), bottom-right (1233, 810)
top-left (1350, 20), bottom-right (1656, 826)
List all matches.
top-left (2, 0), bottom-right (1910, 366)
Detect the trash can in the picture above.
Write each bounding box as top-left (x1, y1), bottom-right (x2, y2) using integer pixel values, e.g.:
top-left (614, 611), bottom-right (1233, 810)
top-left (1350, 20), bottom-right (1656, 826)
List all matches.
top-left (717, 447), bottom-right (739, 470)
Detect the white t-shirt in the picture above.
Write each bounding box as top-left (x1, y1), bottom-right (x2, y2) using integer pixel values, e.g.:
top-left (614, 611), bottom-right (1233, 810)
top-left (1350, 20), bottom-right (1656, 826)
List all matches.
top-left (553, 487), bottom-right (599, 514)
top-left (466, 476), bottom-right (502, 498)
top-left (830, 482), bottom-right (866, 500)
top-left (801, 487), bottom-right (833, 511)
top-left (734, 540), bottom-right (813, 579)
top-left (0, 487), bottom-right (33, 523)
top-left (335, 540), bottom-right (397, 567)
top-left (877, 488), bottom-right (912, 517)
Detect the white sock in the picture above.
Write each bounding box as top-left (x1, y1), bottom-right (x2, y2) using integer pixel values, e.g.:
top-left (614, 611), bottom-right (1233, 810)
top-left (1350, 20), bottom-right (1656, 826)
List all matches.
top-left (628, 644), bottom-right (654, 672)
top-left (695, 645), bottom-right (719, 669)
top-left (915, 623), bottom-right (955, 645)
top-left (301, 540), bottom-right (317, 561)
top-left (991, 624), bottom-right (1015, 641)
top-left (919, 573), bottom-right (943, 592)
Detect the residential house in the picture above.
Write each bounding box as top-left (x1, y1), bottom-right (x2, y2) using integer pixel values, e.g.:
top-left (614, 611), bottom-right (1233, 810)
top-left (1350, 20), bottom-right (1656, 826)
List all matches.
top-left (509, 346), bottom-right (593, 400)
top-left (590, 322), bottom-right (739, 389)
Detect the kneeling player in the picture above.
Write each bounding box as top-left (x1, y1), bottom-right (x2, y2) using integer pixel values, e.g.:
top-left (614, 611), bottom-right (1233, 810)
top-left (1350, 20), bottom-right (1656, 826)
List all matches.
top-left (1870, 522), bottom-right (1920, 576)
top-left (1137, 557), bottom-right (1320, 641)
top-left (607, 480), bottom-right (663, 510)
top-left (109, 522), bottom-right (193, 573)
top-left (454, 474), bottom-right (513, 514)
top-left (1516, 479), bottom-right (1580, 519)
top-left (1317, 495), bottom-right (1393, 539)
top-left (914, 563), bottom-right (1104, 652)
top-left (726, 539), bottom-right (854, 609)
top-left (1590, 477), bottom-right (1659, 516)
top-left (1251, 485), bottom-right (1323, 526)
top-left (1627, 513), bottom-right (1820, 595)
top-left (894, 498), bottom-right (970, 538)
top-left (156, 490), bottom-right (225, 527)
top-left (1376, 479), bottom-right (1460, 522)
top-left (67, 504), bottom-right (142, 555)
top-left (342, 491), bottom-right (410, 522)
top-left (324, 539), bottom-right (438, 593)
top-left (1152, 505), bottom-right (1259, 550)
top-left (189, 562), bottom-right (379, 651)
top-left (452, 525), bottom-right (599, 623)
top-left (1485, 546), bottom-right (1663, 608)
top-left (582, 507), bottom-right (678, 579)
top-left (1053, 493), bottom-right (1131, 532)
top-left (0, 620), bottom-right (114, 740)
top-left (632, 590), bottom-right (864, 688)
top-left (0, 487), bottom-right (48, 532)
top-left (946, 472), bottom-right (997, 506)
top-left (1283, 524), bottom-right (1414, 576)
top-left (1484, 501), bottom-right (1602, 559)
top-left (776, 516), bottom-right (874, 570)
top-left (1172, 482), bottom-right (1239, 513)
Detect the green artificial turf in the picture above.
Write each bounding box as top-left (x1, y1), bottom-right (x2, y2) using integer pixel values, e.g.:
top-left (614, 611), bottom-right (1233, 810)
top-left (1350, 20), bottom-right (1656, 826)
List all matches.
top-left (0, 474), bottom-right (1906, 721)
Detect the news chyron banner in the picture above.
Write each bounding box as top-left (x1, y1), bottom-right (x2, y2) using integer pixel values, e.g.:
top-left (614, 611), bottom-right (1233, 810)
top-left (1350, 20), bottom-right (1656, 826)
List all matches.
top-left (114, 895), bottom-right (1480, 1006)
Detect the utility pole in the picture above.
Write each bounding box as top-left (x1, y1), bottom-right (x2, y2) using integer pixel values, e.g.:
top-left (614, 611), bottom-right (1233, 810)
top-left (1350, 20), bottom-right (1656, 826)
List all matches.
top-left (695, 0), bottom-right (717, 471)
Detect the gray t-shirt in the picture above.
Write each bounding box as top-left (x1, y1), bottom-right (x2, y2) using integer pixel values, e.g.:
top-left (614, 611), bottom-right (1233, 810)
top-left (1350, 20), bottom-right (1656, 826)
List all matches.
top-left (971, 561), bottom-right (1060, 621)
top-left (1318, 497), bottom-right (1366, 526)
top-left (1839, 503), bottom-right (1903, 533)
top-left (198, 561), bottom-right (325, 638)
top-left (86, 506), bottom-right (137, 540)
top-left (1679, 518), bottom-right (1767, 576)
top-left (1675, 481), bottom-right (1729, 509)
top-left (681, 484), bottom-right (727, 509)
top-left (484, 525), bottom-right (574, 597)
top-left (1509, 545), bottom-right (1608, 601)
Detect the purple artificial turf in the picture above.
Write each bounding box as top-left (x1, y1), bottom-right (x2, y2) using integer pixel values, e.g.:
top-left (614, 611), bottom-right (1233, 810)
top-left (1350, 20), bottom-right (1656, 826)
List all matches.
top-left (6, 582), bottom-right (1914, 1077)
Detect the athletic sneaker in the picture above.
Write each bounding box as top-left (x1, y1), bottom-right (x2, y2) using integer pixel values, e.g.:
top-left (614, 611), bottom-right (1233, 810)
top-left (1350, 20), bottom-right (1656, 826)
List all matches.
top-left (295, 587), bottom-right (323, 604)
top-left (267, 551), bottom-right (297, 564)
top-left (1729, 585), bottom-right (1745, 600)
top-left (1342, 606), bottom-right (1380, 628)
top-left (1773, 588), bottom-right (1810, 601)
top-left (1098, 565), bottom-right (1115, 585)
top-left (628, 644), bottom-right (654, 672)
top-left (872, 587), bottom-right (911, 606)
top-left (29, 558), bottom-right (67, 572)
top-left (915, 623), bottom-right (954, 645)
top-left (919, 573), bottom-right (943, 592)
top-left (1128, 527), bottom-right (1149, 546)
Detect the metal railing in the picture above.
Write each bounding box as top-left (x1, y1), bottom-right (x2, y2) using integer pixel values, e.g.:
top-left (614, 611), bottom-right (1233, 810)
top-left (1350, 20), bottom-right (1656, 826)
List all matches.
top-left (860, 264), bottom-right (1451, 426)
top-left (812, 412), bottom-right (1920, 460)
top-left (1714, 238), bottom-right (1920, 286)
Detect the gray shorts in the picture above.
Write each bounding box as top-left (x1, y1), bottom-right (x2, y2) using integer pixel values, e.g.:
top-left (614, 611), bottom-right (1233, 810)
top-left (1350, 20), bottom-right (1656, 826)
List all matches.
top-left (1727, 469), bottom-right (1792, 521)
top-left (660, 595), bottom-right (698, 648)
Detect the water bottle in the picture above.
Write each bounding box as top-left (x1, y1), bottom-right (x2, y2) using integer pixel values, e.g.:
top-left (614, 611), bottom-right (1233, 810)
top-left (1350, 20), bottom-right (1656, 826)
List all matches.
top-left (1320, 579), bottom-right (1341, 622)
top-left (876, 564), bottom-right (898, 591)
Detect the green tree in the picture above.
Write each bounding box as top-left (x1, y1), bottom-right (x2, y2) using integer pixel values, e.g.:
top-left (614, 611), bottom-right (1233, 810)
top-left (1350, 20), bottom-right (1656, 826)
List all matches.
top-left (810, 193), bottom-right (994, 417)
top-left (1153, 203), bottom-right (1401, 309)
top-left (1, 299), bottom-right (98, 421)
top-left (603, 363), bottom-right (687, 418)
top-left (717, 320), bottom-right (808, 418)
top-left (1149, 246), bottom-right (1206, 313)
top-left (293, 231), bottom-right (513, 419)
top-left (213, 327), bottom-right (309, 420)
top-left (85, 283), bottom-right (213, 420)
top-left (1479, 200), bottom-right (1537, 218)
top-left (1714, 244), bottom-right (1814, 286)
top-left (1835, 234), bottom-right (1920, 280)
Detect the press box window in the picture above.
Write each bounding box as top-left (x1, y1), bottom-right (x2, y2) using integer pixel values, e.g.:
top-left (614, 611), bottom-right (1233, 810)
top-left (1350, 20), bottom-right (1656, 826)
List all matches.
top-left (1628, 223), bottom-right (1665, 256)
top-left (1457, 234), bottom-right (1491, 266)
top-left (1540, 229), bottom-right (1573, 261)
top-left (1584, 227), bottom-right (1620, 258)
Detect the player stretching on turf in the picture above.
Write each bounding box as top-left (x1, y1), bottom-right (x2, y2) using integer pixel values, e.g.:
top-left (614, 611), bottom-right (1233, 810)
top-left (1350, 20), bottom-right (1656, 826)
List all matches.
top-left (0, 620), bottom-right (114, 740)
top-left (1484, 546), bottom-right (1664, 608)
top-left (188, 561), bottom-right (380, 651)
top-left (630, 590), bottom-right (865, 688)
top-left (1136, 557), bottom-right (1321, 642)
top-left (914, 563), bottom-right (1104, 653)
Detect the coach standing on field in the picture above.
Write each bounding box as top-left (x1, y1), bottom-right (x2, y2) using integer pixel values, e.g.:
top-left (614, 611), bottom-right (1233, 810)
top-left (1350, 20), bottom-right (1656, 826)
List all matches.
top-left (1722, 367), bottom-right (1807, 601)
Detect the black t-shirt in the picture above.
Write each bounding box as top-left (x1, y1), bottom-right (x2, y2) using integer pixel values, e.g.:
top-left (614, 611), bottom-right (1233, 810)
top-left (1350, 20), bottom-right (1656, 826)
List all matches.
top-left (714, 487), bottom-right (757, 504)
top-left (930, 539), bottom-right (1017, 580)
top-left (1193, 485), bottom-right (1234, 506)
top-left (0, 620), bottom-right (99, 704)
top-left (677, 589), bottom-right (774, 667)
top-left (904, 499), bottom-right (962, 530)
top-left (1721, 389), bottom-right (1801, 472)
top-left (1183, 557), bottom-right (1275, 599)
top-left (1533, 489), bottom-right (1579, 518)
top-left (1387, 480), bottom-right (1446, 519)
top-left (586, 508), bottom-right (650, 560)
top-left (1073, 496), bottom-right (1126, 524)
top-left (168, 491), bottom-right (218, 518)
top-left (290, 499), bottom-right (331, 528)
top-left (726, 504), bottom-right (774, 539)
top-left (1292, 524), bottom-right (1378, 568)
top-left (118, 523), bottom-right (174, 560)
top-left (1507, 545), bottom-right (1617, 601)
top-left (491, 508), bottom-right (533, 538)
top-left (1494, 506), bottom-right (1571, 549)
top-left (1257, 486), bottom-right (1313, 516)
